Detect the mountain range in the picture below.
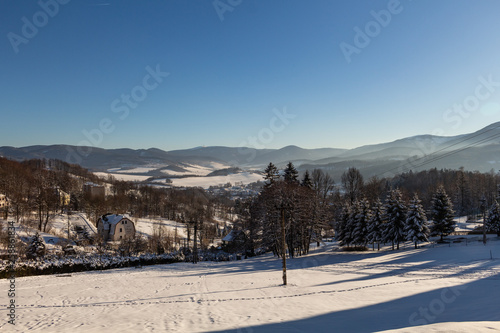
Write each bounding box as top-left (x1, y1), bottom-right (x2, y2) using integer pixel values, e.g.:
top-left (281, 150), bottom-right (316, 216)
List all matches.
top-left (1, 122), bottom-right (499, 183)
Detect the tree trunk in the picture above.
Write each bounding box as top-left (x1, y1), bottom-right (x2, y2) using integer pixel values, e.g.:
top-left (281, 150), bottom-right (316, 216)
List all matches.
top-left (281, 207), bottom-right (287, 286)
top-left (193, 222), bottom-right (198, 264)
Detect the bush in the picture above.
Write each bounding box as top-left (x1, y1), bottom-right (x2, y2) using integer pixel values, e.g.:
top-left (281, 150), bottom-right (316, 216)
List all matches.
top-left (342, 246), bottom-right (369, 252)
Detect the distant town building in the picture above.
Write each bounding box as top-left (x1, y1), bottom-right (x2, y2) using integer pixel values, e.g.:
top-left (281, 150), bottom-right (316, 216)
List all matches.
top-left (55, 188), bottom-right (70, 207)
top-left (0, 194), bottom-right (8, 209)
top-left (0, 194), bottom-right (8, 219)
top-left (96, 214), bottom-right (135, 242)
top-left (83, 182), bottom-right (105, 200)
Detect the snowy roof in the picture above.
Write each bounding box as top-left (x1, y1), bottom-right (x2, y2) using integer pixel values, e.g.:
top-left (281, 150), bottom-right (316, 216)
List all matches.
top-left (222, 230), bottom-right (238, 242)
top-left (84, 182), bottom-right (104, 187)
top-left (100, 214), bottom-right (131, 235)
top-left (222, 230), bottom-right (247, 242)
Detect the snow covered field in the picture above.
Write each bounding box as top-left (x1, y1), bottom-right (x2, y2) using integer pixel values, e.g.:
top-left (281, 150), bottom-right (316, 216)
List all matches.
top-left (94, 172), bottom-right (152, 182)
top-left (169, 172), bottom-right (263, 189)
top-left (134, 217), bottom-right (187, 239)
top-left (2, 237), bottom-right (499, 332)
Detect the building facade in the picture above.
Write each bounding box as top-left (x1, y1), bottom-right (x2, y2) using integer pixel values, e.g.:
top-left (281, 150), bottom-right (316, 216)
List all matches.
top-left (96, 214), bottom-right (135, 242)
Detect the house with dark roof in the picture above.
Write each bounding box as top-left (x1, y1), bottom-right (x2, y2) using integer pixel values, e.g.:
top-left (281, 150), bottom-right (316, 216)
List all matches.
top-left (221, 229), bottom-right (248, 253)
top-left (96, 214), bottom-right (135, 242)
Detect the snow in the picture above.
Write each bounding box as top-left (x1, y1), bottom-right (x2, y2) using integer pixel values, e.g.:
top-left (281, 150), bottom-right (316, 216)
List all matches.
top-left (114, 167), bottom-right (158, 174)
top-left (49, 213), bottom-right (98, 235)
top-left (99, 215), bottom-right (129, 235)
top-left (170, 172), bottom-right (263, 189)
top-left (161, 163), bottom-right (230, 177)
top-left (2, 237), bottom-right (499, 332)
top-left (134, 218), bottom-right (187, 239)
top-left (221, 230), bottom-right (238, 242)
top-left (94, 172), bottom-right (151, 182)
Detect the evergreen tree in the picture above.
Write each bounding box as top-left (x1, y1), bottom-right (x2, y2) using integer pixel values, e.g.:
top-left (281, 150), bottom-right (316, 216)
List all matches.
top-left (367, 199), bottom-right (385, 250)
top-left (345, 202), bottom-right (358, 247)
top-left (27, 231), bottom-right (46, 259)
top-left (283, 162), bottom-right (299, 184)
top-left (405, 193), bottom-right (430, 248)
top-left (353, 199), bottom-right (371, 246)
top-left (485, 200), bottom-right (500, 236)
top-left (263, 163), bottom-right (280, 187)
top-left (335, 205), bottom-right (350, 246)
top-left (301, 170), bottom-right (313, 189)
top-left (384, 189), bottom-right (407, 250)
top-left (430, 186), bottom-right (455, 241)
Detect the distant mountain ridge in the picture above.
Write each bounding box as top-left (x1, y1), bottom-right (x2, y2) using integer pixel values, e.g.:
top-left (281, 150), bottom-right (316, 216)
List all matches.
top-left (1, 122), bottom-right (499, 181)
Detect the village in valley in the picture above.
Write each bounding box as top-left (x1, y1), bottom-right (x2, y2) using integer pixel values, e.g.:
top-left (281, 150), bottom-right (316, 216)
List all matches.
top-left (2, 1), bottom-right (500, 331)
top-left (1, 152), bottom-right (499, 332)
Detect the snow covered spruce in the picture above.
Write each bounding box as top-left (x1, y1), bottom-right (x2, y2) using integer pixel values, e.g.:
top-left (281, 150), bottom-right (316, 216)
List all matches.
top-left (334, 186), bottom-right (456, 250)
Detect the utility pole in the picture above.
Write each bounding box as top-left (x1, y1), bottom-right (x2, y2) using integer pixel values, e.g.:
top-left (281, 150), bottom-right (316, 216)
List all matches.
top-left (193, 220), bottom-right (198, 264)
top-left (280, 206), bottom-right (287, 285)
top-left (67, 213), bottom-right (70, 239)
top-left (480, 196), bottom-right (487, 245)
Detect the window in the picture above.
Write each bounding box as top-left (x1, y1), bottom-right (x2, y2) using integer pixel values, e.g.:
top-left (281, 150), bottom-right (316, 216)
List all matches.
top-left (120, 228), bottom-right (122, 232)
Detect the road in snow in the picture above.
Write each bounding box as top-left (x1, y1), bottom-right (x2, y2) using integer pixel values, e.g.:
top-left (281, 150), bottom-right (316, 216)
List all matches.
top-left (1, 238), bottom-right (499, 332)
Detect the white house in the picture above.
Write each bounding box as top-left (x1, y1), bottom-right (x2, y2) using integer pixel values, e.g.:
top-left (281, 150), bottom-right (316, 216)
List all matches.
top-left (96, 214), bottom-right (135, 242)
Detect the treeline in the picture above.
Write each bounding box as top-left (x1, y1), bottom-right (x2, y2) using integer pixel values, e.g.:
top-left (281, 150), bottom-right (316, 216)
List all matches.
top-left (0, 157), bottom-right (231, 252)
top-left (232, 164), bottom-right (500, 255)
top-left (340, 167), bottom-right (500, 216)
top-left (337, 187), bottom-right (454, 250)
top-left (0, 157), bottom-right (98, 230)
top-left (389, 167), bottom-right (499, 216)
top-left (233, 162), bottom-right (335, 258)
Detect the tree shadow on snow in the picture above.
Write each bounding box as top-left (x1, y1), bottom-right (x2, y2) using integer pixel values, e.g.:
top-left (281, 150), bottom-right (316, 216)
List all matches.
top-left (214, 273), bottom-right (500, 333)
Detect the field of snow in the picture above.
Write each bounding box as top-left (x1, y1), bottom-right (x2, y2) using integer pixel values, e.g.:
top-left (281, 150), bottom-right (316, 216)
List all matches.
top-left (114, 167), bottom-right (159, 174)
top-left (134, 217), bottom-right (187, 239)
top-left (2, 237), bottom-right (499, 332)
top-left (170, 172), bottom-right (263, 189)
top-left (95, 172), bottom-right (151, 182)
top-left (161, 163), bottom-right (230, 177)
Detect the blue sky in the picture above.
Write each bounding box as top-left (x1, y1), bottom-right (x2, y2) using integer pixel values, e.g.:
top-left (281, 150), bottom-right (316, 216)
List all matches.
top-left (1, 0), bottom-right (500, 151)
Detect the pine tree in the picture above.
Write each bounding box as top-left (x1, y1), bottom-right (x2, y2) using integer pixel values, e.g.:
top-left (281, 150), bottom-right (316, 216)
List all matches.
top-left (335, 205), bottom-right (351, 247)
top-left (264, 163), bottom-right (280, 187)
top-left (353, 199), bottom-right (371, 246)
top-left (405, 193), bottom-right (430, 248)
top-left (345, 202), bottom-right (358, 247)
top-left (301, 170), bottom-right (313, 189)
top-left (485, 200), bottom-right (500, 236)
top-left (27, 231), bottom-right (46, 259)
top-left (367, 199), bottom-right (384, 250)
top-left (283, 162), bottom-right (299, 184)
top-left (384, 189), bottom-right (407, 250)
top-left (430, 186), bottom-right (455, 241)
